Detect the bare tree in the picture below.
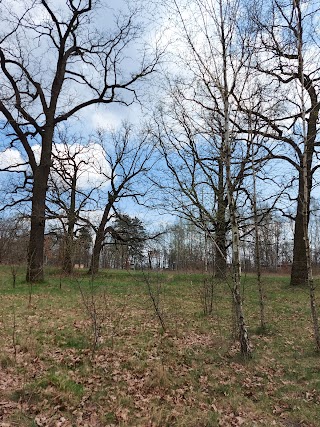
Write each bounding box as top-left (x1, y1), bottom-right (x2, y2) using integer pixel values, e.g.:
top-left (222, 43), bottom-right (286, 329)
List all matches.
top-left (0, 0), bottom-right (160, 282)
top-left (47, 130), bottom-right (105, 274)
top-left (89, 125), bottom-right (155, 275)
top-left (242, 0), bottom-right (320, 347)
top-left (153, 103), bottom-right (230, 278)
top-left (153, 0), bottom-right (253, 356)
top-left (0, 216), bottom-right (28, 266)
top-left (244, 0), bottom-right (320, 286)
top-left (165, 219), bottom-right (211, 271)
top-left (293, 0), bottom-right (320, 350)
top-left (151, 0), bottom-right (267, 284)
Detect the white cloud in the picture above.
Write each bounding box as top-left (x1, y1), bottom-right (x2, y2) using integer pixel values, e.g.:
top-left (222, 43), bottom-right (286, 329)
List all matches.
top-left (51, 142), bottom-right (110, 190)
top-left (0, 142), bottom-right (111, 190)
top-left (0, 148), bottom-right (26, 171)
top-left (91, 109), bottom-right (123, 131)
top-left (87, 99), bottom-right (144, 132)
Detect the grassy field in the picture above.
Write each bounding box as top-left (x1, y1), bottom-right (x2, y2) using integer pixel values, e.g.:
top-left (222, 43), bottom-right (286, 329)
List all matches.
top-left (0, 267), bottom-right (319, 426)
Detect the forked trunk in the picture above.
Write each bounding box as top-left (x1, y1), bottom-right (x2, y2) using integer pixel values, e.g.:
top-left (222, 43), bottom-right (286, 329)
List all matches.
top-left (89, 199), bottom-right (114, 275)
top-left (89, 226), bottom-right (104, 275)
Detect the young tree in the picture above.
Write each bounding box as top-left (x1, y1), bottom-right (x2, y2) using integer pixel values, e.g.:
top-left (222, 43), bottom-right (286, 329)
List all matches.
top-left (0, 0), bottom-right (160, 281)
top-left (251, 143), bottom-right (266, 330)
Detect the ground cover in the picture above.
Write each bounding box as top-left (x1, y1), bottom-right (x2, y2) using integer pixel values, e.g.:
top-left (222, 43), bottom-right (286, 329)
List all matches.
top-left (0, 267), bottom-right (319, 426)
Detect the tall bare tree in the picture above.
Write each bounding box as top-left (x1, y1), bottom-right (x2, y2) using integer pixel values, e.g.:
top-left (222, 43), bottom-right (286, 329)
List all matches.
top-left (153, 0), bottom-right (253, 356)
top-left (0, 0), bottom-right (160, 281)
top-left (293, 0), bottom-right (320, 350)
top-left (89, 125), bottom-right (155, 275)
top-left (47, 130), bottom-right (105, 274)
top-left (244, 0), bottom-right (320, 286)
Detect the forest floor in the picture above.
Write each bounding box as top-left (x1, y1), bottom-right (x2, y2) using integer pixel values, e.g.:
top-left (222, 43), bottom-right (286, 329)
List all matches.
top-left (0, 267), bottom-right (319, 426)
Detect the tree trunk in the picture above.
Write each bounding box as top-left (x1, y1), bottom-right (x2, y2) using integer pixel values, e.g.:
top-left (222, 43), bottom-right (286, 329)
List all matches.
top-left (63, 175), bottom-right (77, 275)
top-left (290, 16), bottom-right (319, 286)
top-left (89, 200), bottom-right (114, 275)
top-left (291, 154), bottom-right (312, 287)
top-left (215, 217), bottom-right (227, 279)
top-left (228, 196), bottom-right (251, 357)
top-left (253, 169), bottom-right (266, 330)
top-left (215, 160), bottom-right (227, 279)
top-left (26, 164), bottom-right (50, 282)
top-left (291, 189), bottom-right (308, 286)
top-left (303, 173), bottom-right (320, 349)
top-left (294, 0), bottom-right (320, 349)
top-left (219, 0), bottom-right (251, 358)
top-left (89, 225), bottom-right (105, 275)
top-left (63, 233), bottom-right (74, 275)
top-left (26, 130), bottom-right (53, 283)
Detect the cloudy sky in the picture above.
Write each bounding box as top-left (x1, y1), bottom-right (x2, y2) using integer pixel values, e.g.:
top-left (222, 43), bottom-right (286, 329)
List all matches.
top-left (0, 0), bottom-right (161, 159)
top-left (0, 0), bottom-right (171, 224)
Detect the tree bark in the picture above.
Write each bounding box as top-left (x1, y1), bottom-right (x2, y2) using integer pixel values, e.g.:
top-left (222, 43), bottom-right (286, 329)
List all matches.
top-left (227, 175), bottom-right (251, 357)
top-left (290, 94), bottom-right (316, 286)
top-left (215, 159), bottom-right (227, 279)
top-left (63, 175), bottom-right (77, 275)
top-left (63, 237), bottom-right (73, 274)
top-left (293, 0), bottom-right (320, 350)
top-left (291, 149), bottom-right (313, 287)
top-left (89, 224), bottom-right (105, 275)
top-left (26, 163), bottom-right (51, 282)
top-left (219, 0), bottom-right (251, 357)
top-left (63, 222), bottom-right (75, 275)
top-left (215, 229), bottom-right (226, 278)
top-left (252, 150), bottom-right (266, 330)
top-left (291, 188), bottom-right (308, 286)
top-left (89, 199), bottom-right (114, 275)
top-left (291, 32), bottom-right (319, 286)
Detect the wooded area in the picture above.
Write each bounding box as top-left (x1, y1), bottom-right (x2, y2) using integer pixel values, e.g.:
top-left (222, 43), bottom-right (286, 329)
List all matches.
top-left (0, 0), bottom-right (320, 425)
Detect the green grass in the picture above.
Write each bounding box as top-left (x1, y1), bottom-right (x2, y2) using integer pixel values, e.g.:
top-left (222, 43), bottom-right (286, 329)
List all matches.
top-left (0, 267), bottom-right (319, 426)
